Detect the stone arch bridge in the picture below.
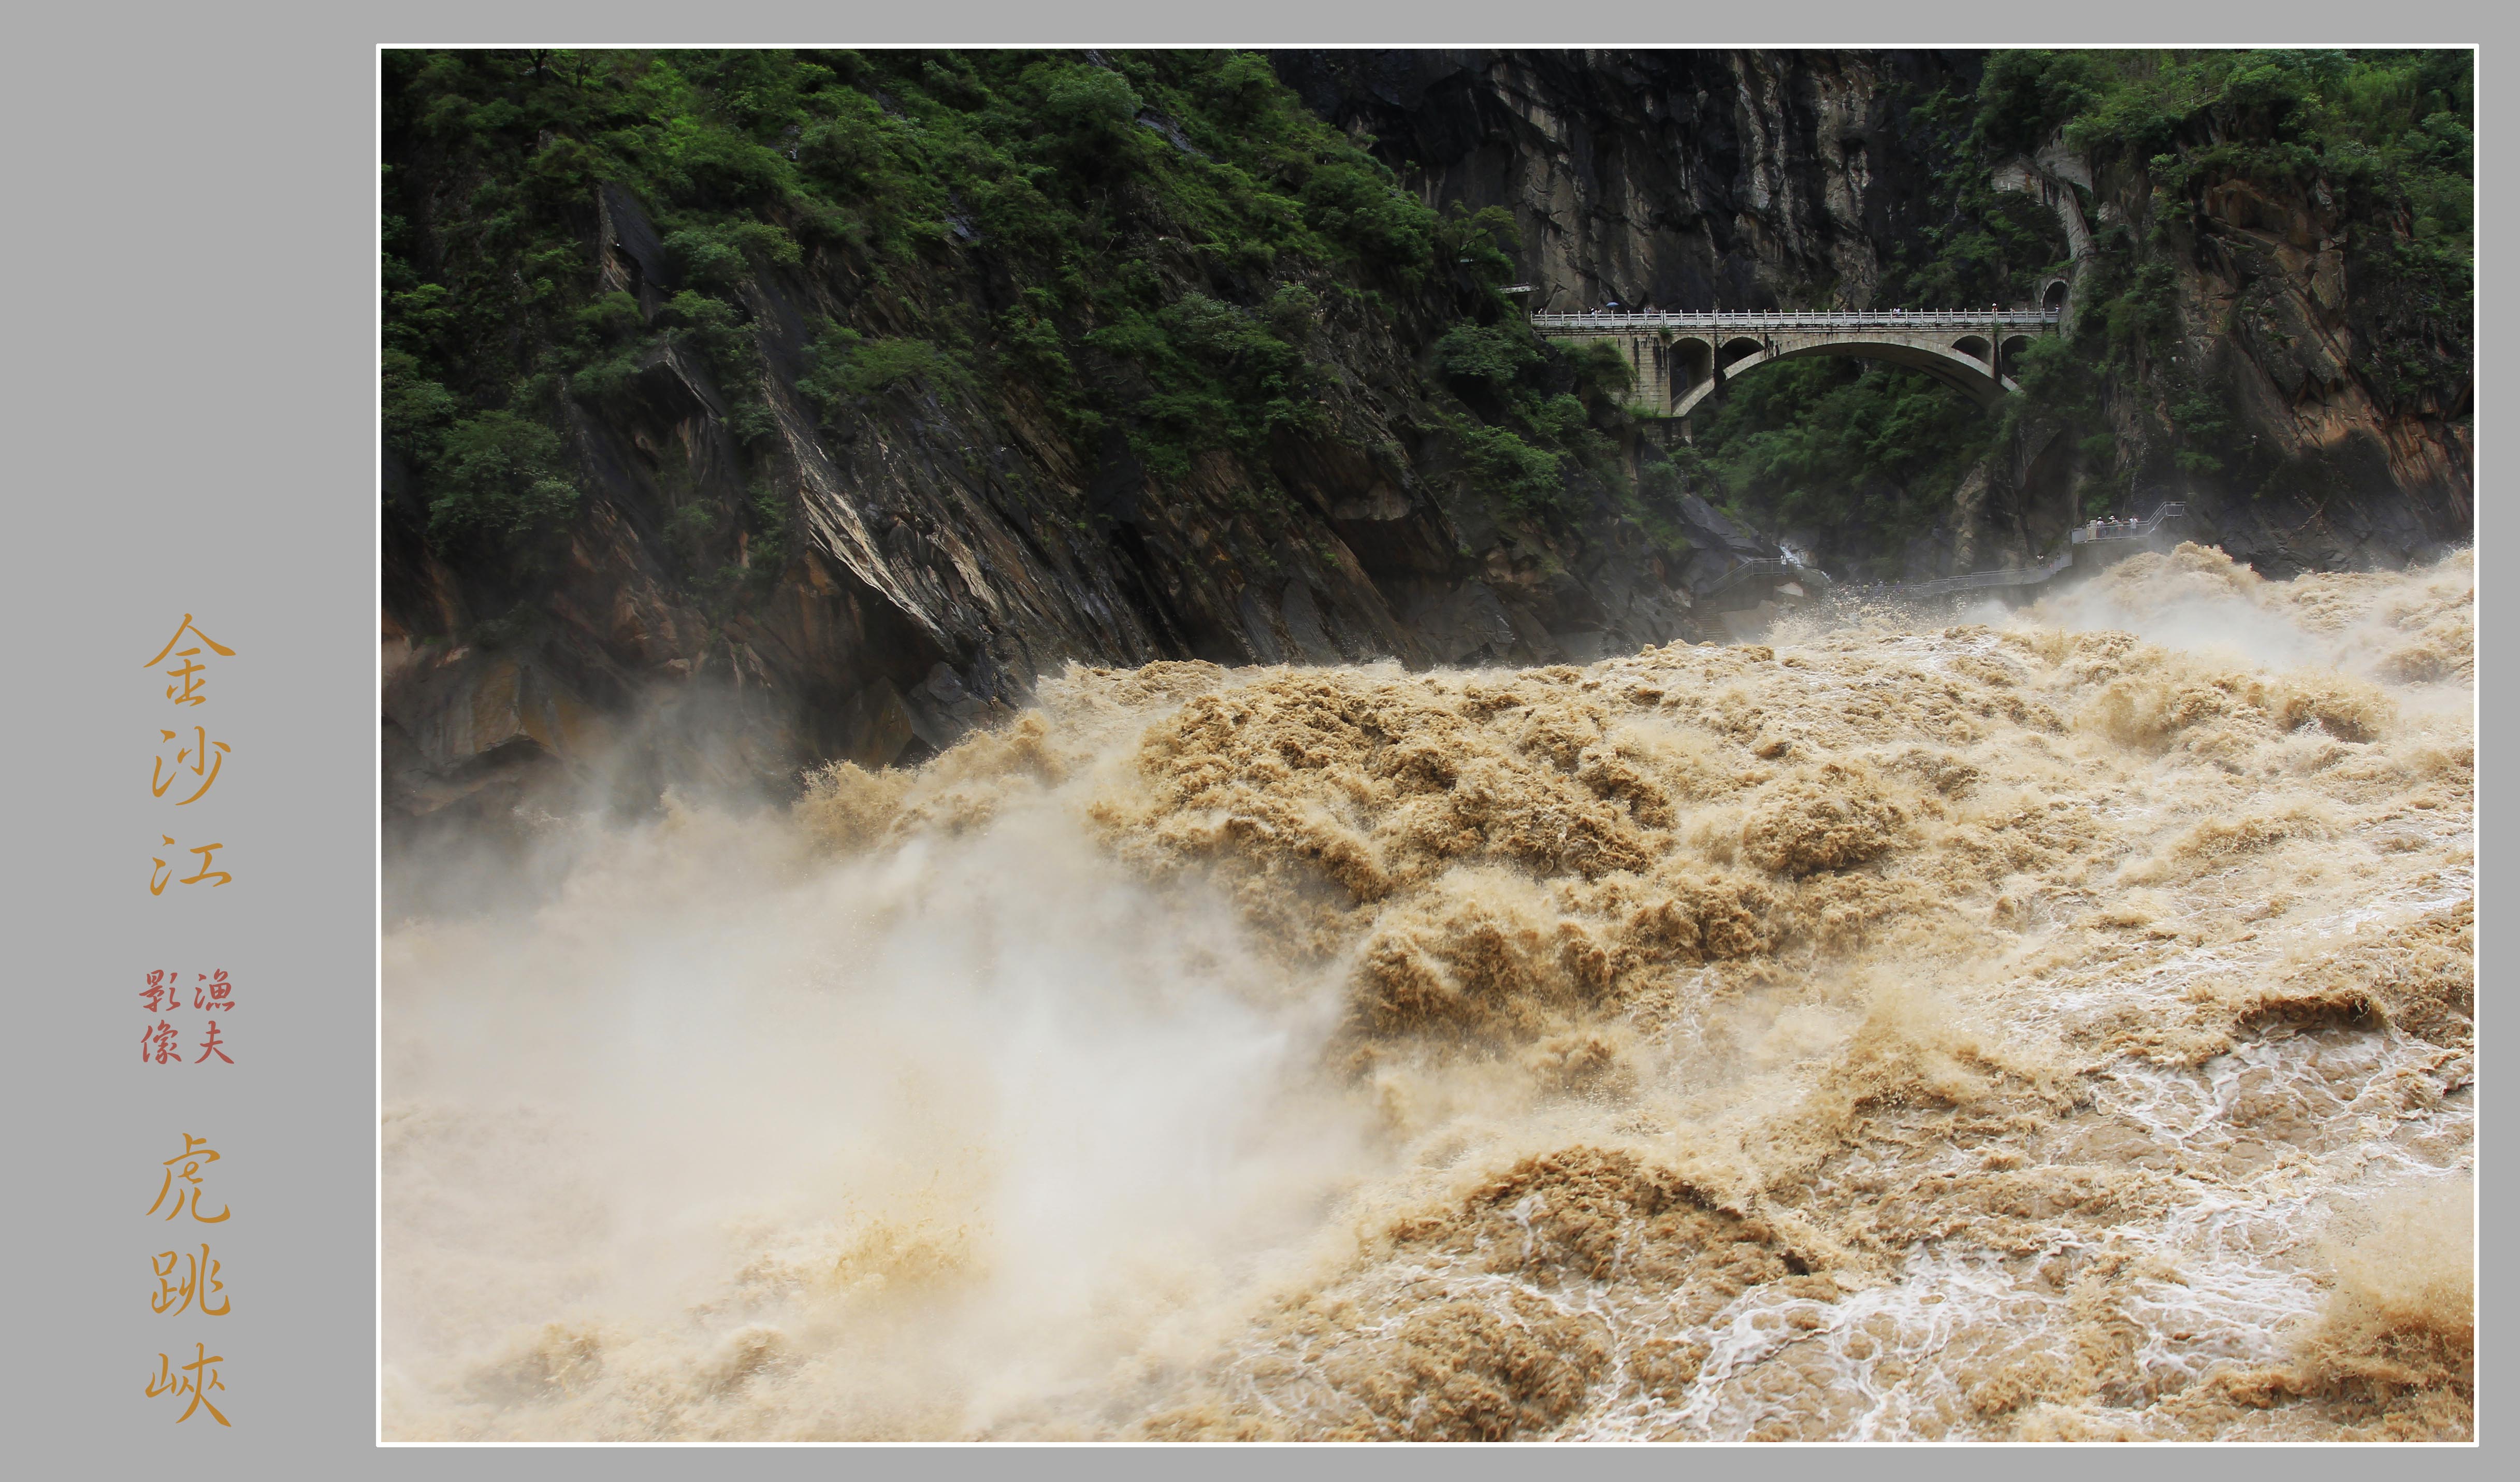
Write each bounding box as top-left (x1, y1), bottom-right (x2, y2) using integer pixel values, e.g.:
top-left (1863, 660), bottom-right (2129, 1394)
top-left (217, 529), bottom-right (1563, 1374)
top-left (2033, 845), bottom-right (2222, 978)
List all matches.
top-left (1534, 297), bottom-right (2066, 434)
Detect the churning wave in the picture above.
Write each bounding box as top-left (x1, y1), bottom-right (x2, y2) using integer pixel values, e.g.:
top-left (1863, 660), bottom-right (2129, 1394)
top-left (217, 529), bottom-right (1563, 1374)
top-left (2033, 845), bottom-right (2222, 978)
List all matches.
top-left (383, 543), bottom-right (2473, 1441)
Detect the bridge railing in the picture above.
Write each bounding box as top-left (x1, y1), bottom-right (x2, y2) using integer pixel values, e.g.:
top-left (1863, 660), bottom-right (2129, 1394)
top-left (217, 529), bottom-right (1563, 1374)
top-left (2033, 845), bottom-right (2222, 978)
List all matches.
top-left (1530, 309), bottom-right (2062, 332)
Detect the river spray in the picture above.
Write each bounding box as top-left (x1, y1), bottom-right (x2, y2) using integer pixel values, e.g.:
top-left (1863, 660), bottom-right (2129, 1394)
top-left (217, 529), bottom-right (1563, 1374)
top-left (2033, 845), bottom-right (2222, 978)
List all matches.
top-left (384, 543), bottom-right (2473, 1441)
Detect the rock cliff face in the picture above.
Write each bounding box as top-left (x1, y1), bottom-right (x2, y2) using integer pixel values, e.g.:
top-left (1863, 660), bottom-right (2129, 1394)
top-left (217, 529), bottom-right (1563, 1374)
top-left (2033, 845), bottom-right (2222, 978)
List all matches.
top-left (1272, 50), bottom-right (1970, 315)
top-left (384, 148), bottom-right (1698, 839)
top-left (2063, 154), bottom-right (2472, 575)
top-left (1273, 49), bottom-right (2471, 578)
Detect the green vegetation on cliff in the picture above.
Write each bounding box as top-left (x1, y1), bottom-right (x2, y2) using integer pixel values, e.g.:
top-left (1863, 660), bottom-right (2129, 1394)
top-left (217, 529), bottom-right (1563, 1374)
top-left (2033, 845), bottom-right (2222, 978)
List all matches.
top-left (1681, 361), bottom-right (1997, 548)
top-left (383, 49), bottom-right (1662, 614)
top-left (1689, 48), bottom-right (2470, 555)
top-left (1990, 48), bottom-right (2470, 414)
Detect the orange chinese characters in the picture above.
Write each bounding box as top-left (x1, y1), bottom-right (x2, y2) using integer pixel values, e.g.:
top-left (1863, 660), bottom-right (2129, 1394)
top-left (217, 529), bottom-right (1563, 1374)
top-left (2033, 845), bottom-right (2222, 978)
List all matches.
top-left (148, 1135), bottom-right (230, 1224)
top-left (150, 1245), bottom-right (231, 1316)
top-left (151, 726), bottom-right (232, 804)
top-left (141, 615), bottom-right (235, 709)
top-left (144, 1344), bottom-right (229, 1426)
top-left (140, 970), bottom-right (180, 1014)
top-left (195, 1018), bottom-right (231, 1065)
top-left (150, 837), bottom-right (231, 896)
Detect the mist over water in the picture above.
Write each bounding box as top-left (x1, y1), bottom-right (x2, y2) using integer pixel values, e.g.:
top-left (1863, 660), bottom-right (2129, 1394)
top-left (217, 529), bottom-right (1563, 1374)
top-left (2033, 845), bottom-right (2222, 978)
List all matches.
top-left (383, 543), bottom-right (2474, 1441)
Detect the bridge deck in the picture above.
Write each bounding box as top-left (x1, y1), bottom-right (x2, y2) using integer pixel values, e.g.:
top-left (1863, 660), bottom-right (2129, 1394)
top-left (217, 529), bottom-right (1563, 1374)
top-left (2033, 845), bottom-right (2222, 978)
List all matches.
top-left (1530, 307), bottom-right (2064, 422)
top-left (1532, 309), bottom-right (2062, 332)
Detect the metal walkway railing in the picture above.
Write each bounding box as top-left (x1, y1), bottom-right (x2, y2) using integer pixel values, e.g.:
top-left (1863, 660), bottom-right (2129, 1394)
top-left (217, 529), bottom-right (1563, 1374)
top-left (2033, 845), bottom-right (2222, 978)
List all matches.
top-left (1838, 502), bottom-right (2189, 602)
top-left (1697, 556), bottom-right (1829, 599)
top-left (2071, 501), bottom-right (2189, 544)
top-left (1856, 547), bottom-right (2078, 602)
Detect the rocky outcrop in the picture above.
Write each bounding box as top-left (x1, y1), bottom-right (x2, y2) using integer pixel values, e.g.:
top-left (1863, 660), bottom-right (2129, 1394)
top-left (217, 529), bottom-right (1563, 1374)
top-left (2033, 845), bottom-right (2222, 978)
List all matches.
top-left (384, 179), bottom-right (1704, 830)
top-left (1272, 49), bottom-right (1969, 316)
top-left (1275, 51), bottom-right (2471, 579)
top-left (2081, 157), bottom-right (2469, 576)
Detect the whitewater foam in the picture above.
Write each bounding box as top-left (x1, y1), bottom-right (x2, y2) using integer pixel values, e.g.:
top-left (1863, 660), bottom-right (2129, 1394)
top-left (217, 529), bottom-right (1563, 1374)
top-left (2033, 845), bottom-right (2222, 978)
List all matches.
top-left (383, 544), bottom-right (2473, 1441)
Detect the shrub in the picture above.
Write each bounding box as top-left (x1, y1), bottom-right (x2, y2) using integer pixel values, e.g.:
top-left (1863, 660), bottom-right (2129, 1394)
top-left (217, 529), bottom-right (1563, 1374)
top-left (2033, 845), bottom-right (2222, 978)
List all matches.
top-left (382, 350), bottom-right (456, 456)
top-left (1300, 161), bottom-right (1435, 272)
top-left (1435, 203), bottom-right (1520, 283)
top-left (1455, 420), bottom-right (1567, 515)
top-left (800, 325), bottom-right (965, 407)
top-left (1261, 283), bottom-right (1321, 341)
top-left (426, 411), bottom-right (580, 541)
top-left (1571, 340), bottom-right (1635, 401)
top-left (661, 291), bottom-right (751, 375)
top-left (1974, 50), bottom-right (2108, 155)
top-left (841, 338), bottom-right (955, 396)
top-left (664, 222), bottom-right (802, 291)
top-left (1435, 322), bottom-right (1542, 386)
top-left (666, 128), bottom-right (790, 203)
top-left (1039, 65), bottom-right (1143, 170)
top-left (1042, 66), bottom-right (1141, 135)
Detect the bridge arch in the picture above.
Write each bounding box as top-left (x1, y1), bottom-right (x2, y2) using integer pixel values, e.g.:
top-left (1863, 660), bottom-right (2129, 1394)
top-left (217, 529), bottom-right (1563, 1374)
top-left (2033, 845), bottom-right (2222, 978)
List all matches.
top-left (1673, 336), bottom-right (1714, 397)
top-left (1670, 336), bottom-right (2020, 422)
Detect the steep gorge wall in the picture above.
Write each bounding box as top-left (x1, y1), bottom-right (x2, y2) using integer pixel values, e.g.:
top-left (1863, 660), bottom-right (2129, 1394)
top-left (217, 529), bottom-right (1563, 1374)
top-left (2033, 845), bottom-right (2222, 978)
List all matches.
top-left (384, 51), bottom-right (2471, 848)
top-left (2068, 149), bottom-right (2472, 574)
top-left (1277, 49), bottom-right (2472, 578)
top-left (384, 54), bottom-right (1712, 841)
top-left (1273, 49), bottom-right (1967, 315)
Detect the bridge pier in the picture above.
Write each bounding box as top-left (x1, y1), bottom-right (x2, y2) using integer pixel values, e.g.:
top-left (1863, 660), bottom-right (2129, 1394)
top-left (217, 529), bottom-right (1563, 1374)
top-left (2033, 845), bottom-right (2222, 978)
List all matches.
top-left (1573, 329), bottom-right (1677, 421)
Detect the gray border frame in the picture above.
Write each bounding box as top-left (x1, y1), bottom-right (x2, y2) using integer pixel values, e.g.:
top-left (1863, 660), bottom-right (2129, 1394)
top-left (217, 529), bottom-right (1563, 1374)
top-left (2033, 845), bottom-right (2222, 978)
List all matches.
top-left (10, 1), bottom-right (2503, 1476)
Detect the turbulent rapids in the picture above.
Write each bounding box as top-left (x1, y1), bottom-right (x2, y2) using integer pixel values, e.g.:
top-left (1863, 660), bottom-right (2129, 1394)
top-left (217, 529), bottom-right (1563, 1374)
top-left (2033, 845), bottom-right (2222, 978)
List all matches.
top-left (382, 543), bottom-right (2475, 1442)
